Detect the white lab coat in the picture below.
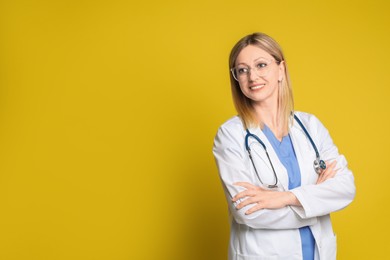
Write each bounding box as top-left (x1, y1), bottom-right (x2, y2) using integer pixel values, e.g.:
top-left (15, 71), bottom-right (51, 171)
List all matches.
top-left (213, 112), bottom-right (355, 260)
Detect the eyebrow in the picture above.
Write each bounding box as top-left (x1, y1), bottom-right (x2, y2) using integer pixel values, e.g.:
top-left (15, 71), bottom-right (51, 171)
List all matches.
top-left (236, 57), bottom-right (270, 66)
top-left (254, 57), bottom-right (269, 62)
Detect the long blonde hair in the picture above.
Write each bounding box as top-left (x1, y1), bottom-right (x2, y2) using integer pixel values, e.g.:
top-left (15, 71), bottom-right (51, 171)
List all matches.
top-left (229, 32), bottom-right (294, 130)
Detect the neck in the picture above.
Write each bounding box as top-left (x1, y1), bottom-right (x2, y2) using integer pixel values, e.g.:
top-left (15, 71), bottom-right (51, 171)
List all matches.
top-left (252, 100), bottom-right (286, 140)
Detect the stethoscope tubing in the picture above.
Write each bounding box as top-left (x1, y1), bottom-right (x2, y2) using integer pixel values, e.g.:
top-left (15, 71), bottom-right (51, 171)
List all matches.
top-left (245, 114), bottom-right (326, 188)
top-left (293, 114), bottom-right (320, 159)
top-left (245, 129), bottom-right (278, 188)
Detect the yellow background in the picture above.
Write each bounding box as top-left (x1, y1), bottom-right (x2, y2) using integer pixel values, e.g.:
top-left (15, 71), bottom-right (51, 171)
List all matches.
top-left (0, 0), bottom-right (389, 259)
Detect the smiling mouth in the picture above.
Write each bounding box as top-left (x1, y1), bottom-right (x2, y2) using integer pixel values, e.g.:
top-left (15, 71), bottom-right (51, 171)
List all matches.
top-left (249, 84), bottom-right (265, 90)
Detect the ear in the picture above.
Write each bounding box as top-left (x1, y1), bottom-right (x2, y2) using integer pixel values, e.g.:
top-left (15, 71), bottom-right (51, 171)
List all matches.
top-left (278, 60), bottom-right (285, 82)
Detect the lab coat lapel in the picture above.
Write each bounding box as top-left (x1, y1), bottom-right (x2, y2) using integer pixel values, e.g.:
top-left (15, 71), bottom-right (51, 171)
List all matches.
top-left (289, 122), bottom-right (315, 186)
top-left (247, 126), bottom-right (289, 191)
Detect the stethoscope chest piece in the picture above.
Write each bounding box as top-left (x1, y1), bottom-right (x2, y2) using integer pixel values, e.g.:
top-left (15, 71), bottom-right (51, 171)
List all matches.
top-left (314, 158), bottom-right (326, 174)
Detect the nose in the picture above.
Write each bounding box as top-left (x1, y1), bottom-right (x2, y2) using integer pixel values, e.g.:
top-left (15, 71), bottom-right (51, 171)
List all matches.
top-left (248, 68), bottom-right (259, 81)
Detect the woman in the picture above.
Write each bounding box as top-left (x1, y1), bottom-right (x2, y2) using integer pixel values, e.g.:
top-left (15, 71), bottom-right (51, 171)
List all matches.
top-left (213, 33), bottom-right (355, 260)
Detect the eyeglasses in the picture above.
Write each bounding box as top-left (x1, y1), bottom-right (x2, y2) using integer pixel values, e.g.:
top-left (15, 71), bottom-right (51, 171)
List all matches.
top-left (230, 59), bottom-right (278, 82)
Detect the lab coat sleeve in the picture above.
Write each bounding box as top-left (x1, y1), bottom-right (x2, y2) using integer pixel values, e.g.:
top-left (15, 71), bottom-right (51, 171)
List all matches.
top-left (290, 113), bottom-right (356, 219)
top-left (213, 120), bottom-right (317, 229)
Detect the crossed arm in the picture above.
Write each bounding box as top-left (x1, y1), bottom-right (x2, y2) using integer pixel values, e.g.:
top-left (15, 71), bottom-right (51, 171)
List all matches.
top-left (233, 161), bottom-right (337, 215)
top-left (213, 116), bottom-right (355, 228)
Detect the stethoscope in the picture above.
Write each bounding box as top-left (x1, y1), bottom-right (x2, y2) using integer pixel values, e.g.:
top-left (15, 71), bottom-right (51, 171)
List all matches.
top-left (245, 114), bottom-right (326, 188)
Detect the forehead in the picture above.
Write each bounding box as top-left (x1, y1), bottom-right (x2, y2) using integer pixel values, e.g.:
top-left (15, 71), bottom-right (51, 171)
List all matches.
top-left (235, 45), bottom-right (273, 65)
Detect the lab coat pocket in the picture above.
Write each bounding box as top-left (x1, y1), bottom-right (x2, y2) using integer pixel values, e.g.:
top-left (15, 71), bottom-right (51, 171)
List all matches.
top-left (319, 234), bottom-right (337, 260)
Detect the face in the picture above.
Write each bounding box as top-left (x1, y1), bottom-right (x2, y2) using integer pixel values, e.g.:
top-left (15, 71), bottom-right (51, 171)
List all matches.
top-left (234, 45), bottom-right (285, 106)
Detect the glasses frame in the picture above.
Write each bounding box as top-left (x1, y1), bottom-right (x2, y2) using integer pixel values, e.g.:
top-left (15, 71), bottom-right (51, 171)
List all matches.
top-left (230, 59), bottom-right (279, 82)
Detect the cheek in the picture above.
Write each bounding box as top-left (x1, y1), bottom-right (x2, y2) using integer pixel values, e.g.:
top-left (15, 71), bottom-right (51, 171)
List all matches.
top-left (238, 81), bottom-right (248, 92)
top-left (238, 83), bottom-right (252, 99)
top-left (267, 70), bottom-right (281, 85)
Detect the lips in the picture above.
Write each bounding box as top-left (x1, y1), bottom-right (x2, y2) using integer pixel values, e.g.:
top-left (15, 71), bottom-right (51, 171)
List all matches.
top-left (249, 84), bottom-right (265, 90)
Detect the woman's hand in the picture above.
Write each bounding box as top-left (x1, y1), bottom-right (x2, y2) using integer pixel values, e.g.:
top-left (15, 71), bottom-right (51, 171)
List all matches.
top-left (316, 160), bottom-right (338, 184)
top-left (233, 161), bottom-right (338, 215)
top-left (232, 182), bottom-right (300, 215)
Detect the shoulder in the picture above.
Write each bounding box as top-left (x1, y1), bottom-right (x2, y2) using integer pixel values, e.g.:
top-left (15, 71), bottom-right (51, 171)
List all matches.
top-left (217, 116), bottom-right (244, 132)
top-left (214, 116), bottom-right (245, 147)
top-left (293, 111), bottom-right (331, 149)
top-left (294, 111), bottom-right (327, 132)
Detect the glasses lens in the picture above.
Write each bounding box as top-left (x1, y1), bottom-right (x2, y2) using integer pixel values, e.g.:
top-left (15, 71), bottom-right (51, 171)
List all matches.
top-left (231, 60), bottom-right (273, 81)
top-left (255, 60), bottom-right (271, 77)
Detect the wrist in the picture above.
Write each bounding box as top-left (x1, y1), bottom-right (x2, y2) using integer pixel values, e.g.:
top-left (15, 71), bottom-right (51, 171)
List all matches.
top-left (284, 191), bottom-right (301, 206)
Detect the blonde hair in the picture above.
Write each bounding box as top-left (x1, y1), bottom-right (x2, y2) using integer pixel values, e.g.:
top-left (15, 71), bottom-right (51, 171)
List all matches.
top-left (229, 32), bottom-right (294, 130)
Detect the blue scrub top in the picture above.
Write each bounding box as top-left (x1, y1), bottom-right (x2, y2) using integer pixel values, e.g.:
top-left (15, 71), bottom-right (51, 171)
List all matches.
top-left (263, 125), bottom-right (315, 260)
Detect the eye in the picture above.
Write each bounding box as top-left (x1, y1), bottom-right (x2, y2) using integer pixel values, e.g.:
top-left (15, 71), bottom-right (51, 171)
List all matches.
top-left (237, 67), bottom-right (249, 74)
top-left (256, 62), bottom-right (268, 69)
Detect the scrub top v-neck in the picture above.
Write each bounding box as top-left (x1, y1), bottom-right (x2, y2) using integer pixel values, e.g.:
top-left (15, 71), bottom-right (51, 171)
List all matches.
top-left (262, 125), bottom-right (315, 260)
